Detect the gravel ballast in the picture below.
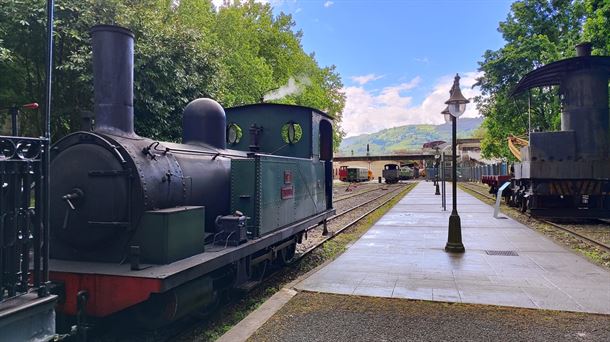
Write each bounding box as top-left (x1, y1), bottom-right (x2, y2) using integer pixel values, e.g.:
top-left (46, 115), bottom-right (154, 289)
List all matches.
top-left (249, 292), bottom-right (610, 342)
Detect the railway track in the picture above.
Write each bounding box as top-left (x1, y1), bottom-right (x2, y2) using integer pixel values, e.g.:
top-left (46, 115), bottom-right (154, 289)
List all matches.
top-left (333, 184), bottom-right (384, 202)
top-left (299, 183), bottom-right (414, 258)
top-left (333, 184), bottom-right (406, 215)
top-left (460, 182), bottom-right (610, 253)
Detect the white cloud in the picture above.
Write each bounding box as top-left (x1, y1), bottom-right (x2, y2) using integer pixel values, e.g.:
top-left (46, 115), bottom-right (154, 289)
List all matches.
top-left (341, 72), bottom-right (482, 137)
top-left (295, 7), bottom-right (302, 13)
top-left (324, 1), bottom-right (334, 8)
top-left (350, 73), bottom-right (384, 85)
top-left (414, 57), bottom-right (430, 64)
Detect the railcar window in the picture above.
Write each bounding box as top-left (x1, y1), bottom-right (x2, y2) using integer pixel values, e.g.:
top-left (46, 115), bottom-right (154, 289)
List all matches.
top-left (16, 141), bottom-right (41, 160)
top-left (226, 123), bottom-right (242, 145)
top-left (281, 122), bottom-right (302, 144)
top-left (0, 139), bottom-right (16, 160)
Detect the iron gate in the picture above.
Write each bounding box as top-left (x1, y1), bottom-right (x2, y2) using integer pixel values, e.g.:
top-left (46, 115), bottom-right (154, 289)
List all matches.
top-left (0, 135), bottom-right (49, 301)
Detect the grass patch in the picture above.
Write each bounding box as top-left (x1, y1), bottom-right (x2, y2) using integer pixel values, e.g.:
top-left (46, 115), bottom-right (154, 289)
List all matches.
top-left (179, 184), bottom-right (415, 341)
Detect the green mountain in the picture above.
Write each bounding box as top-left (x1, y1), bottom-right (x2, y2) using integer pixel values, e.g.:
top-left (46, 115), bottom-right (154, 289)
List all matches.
top-left (338, 117), bottom-right (484, 156)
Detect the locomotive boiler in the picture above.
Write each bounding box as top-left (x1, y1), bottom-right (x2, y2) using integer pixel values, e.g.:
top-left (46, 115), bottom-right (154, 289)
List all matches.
top-left (509, 43), bottom-right (610, 217)
top-left (48, 25), bottom-right (335, 324)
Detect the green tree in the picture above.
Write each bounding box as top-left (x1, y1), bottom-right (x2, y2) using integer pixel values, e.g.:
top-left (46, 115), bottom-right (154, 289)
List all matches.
top-left (0, 0), bottom-right (345, 146)
top-left (0, 0), bottom-right (223, 140)
top-left (212, 1), bottom-right (345, 149)
top-left (475, 0), bottom-right (585, 159)
top-left (583, 0), bottom-right (610, 55)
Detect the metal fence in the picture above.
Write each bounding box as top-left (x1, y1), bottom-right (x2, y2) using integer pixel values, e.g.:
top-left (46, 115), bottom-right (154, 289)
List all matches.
top-left (1, 135), bottom-right (49, 302)
top-left (426, 161), bottom-right (510, 182)
top-left (463, 162), bottom-right (510, 182)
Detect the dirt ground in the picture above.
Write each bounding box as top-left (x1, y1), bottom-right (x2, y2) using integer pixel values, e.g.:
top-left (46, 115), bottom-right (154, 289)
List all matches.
top-left (249, 292), bottom-right (610, 342)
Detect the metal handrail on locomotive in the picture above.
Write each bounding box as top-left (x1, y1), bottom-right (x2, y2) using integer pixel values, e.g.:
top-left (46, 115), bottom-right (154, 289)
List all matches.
top-left (48, 25), bottom-right (336, 325)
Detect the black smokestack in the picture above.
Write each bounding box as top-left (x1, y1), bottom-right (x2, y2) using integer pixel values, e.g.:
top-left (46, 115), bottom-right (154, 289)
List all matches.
top-left (90, 25), bottom-right (136, 137)
top-left (575, 42), bottom-right (592, 57)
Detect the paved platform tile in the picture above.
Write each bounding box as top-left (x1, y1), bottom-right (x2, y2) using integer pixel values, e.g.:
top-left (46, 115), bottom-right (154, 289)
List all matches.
top-left (295, 182), bottom-right (610, 314)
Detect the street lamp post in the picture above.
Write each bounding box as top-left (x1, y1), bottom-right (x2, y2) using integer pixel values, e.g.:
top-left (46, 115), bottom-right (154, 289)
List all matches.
top-left (444, 74), bottom-right (469, 253)
top-left (434, 147), bottom-right (441, 195)
top-left (440, 107), bottom-right (451, 211)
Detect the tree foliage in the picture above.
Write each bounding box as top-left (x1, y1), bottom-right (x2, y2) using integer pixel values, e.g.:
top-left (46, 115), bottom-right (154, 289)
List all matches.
top-left (0, 0), bottom-right (345, 146)
top-left (475, 0), bottom-right (608, 159)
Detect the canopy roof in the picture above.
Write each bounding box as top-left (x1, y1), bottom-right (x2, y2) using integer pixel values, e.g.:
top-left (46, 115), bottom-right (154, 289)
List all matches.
top-left (512, 56), bottom-right (610, 95)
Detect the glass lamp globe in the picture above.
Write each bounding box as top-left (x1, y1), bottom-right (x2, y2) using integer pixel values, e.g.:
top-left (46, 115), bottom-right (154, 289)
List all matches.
top-left (448, 103), bottom-right (467, 117)
top-left (441, 106), bottom-right (452, 123)
top-left (443, 113), bottom-right (452, 123)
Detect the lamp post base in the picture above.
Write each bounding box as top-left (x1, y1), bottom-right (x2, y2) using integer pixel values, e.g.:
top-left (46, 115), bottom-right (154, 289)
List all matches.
top-left (445, 213), bottom-right (465, 253)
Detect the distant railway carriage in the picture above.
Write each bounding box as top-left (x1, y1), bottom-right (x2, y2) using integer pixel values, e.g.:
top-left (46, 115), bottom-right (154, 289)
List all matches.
top-left (399, 166), bottom-right (414, 180)
top-left (346, 167), bottom-right (369, 182)
top-left (382, 164), bottom-right (400, 184)
top-left (338, 165), bottom-right (348, 181)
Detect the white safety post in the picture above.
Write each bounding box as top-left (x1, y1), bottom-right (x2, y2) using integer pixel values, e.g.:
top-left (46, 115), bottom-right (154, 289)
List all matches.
top-left (494, 182), bottom-right (511, 219)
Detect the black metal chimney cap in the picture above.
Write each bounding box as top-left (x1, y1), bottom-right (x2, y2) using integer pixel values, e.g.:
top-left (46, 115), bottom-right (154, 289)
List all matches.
top-left (575, 42), bottom-right (592, 57)
top-left (90, 24), bottom-right (135, 38)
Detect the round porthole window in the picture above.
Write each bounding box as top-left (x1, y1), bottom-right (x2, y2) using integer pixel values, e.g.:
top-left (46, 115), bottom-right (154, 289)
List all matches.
top-left (226, 123), bottom-right (242, 145)
top-left (281, 122), bottom-right (302, 144)
top-left (16, 140), bottom-right (41, 160)
top-left (0, 139), bottom-right (16, 161)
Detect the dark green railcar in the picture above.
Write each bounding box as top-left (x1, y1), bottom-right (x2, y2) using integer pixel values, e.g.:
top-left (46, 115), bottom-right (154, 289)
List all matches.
top-left (346, 167), bottom-right (369, 182)
top-left (399, 166), bottom-right (414, 180)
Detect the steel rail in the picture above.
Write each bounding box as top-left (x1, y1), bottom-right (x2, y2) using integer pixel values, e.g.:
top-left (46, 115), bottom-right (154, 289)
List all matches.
top-left (538, 219), bottom-right (610, 253)
top-left (329, 184), bottom-right (409, 222)
top-left (298, 183), bottom-right (415, 259)
top-left (333, 184), bottom-right (394, 202)
top-left (460, 183), bottom-right (610, 253)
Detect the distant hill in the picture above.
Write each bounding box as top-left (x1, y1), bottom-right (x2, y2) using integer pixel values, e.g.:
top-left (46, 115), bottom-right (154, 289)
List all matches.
top-left (338, 117), bottom-right (484, 156)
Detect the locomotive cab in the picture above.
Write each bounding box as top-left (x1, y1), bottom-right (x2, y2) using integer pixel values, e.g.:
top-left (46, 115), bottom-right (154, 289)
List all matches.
top-left (224, 103), bottom-right (335, 236)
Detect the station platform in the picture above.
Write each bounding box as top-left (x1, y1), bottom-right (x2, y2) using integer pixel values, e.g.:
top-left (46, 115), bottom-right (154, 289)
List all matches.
top-left (294, 181), bottom-right (610, 314)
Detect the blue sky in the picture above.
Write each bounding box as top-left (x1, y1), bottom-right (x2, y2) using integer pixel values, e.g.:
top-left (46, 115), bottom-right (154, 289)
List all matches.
top-left (215, 0), bottom-right (515, 136)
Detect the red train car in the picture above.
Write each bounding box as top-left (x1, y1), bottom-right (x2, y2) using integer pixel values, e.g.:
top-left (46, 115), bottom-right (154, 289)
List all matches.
top-left (339, 165), bottom-right (348, 181)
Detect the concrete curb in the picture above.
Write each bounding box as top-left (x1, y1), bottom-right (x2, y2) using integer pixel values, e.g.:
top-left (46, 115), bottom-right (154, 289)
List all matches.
top-left (215, 249), bottom-right (350, 341)
top-left (215, 288), bottom-right (297, 342)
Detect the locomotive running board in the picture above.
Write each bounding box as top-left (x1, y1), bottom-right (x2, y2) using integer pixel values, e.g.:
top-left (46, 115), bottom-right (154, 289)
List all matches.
top-left (49, 209), bottom-right (335, 291)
